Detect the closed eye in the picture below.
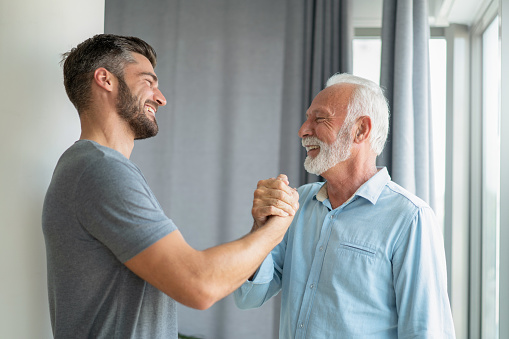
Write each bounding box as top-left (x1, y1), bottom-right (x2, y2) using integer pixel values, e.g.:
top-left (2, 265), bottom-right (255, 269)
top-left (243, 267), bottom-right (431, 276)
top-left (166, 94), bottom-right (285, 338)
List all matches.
top-left (139, 71), bottom-right (159, 87)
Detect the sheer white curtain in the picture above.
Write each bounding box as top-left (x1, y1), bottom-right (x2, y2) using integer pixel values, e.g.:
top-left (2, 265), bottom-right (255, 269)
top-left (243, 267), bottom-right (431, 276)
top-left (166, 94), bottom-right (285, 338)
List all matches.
top-left (379, 0), bottom-right (435, 208)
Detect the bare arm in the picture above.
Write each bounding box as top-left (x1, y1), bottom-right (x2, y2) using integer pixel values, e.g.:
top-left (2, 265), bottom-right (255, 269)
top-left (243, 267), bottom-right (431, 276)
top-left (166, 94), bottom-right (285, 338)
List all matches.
top-left (124, 175), bottom-right (299, 310)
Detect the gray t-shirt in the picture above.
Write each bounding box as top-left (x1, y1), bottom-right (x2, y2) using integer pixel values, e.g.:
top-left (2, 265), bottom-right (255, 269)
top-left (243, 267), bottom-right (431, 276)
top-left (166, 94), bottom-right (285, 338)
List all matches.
top-left (42, 140), bottom-right (178, 338)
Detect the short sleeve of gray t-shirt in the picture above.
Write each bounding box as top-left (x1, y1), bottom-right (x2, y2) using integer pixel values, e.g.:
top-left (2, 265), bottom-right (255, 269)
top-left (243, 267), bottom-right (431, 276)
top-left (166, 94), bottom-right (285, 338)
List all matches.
top-left (75, 142), bottom-right (175, 263)
top-left (43, 140), bottom-right (178, 338)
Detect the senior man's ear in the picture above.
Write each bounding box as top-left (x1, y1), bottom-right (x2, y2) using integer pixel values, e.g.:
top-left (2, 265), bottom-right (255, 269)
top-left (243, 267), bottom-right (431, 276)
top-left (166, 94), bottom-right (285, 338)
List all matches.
top-left (354, 116), bottom-right (372, 143)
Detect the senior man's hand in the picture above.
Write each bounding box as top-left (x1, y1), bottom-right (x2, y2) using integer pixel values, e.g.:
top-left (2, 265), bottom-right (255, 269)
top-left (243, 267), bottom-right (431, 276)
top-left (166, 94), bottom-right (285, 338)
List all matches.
top-left (251, 174), bottom-right (299, 231)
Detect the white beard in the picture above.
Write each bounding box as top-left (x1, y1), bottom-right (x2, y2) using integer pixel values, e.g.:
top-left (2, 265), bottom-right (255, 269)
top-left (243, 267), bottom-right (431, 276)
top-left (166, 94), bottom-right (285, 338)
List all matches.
top-left (302, 122), bottom-right (354, 176)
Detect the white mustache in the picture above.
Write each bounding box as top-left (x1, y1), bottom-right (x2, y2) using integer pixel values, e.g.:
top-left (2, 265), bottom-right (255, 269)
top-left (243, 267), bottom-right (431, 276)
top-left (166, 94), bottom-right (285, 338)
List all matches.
top-left (301, 137), bottom-right (324, 148)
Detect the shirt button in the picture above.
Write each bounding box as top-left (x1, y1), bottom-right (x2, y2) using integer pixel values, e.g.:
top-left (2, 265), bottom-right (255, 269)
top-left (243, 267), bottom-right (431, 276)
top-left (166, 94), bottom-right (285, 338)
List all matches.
top-left (299, 323), bottom-right (304, 328)
top-left (319, 246), bottom-right (324, 252)
top-left (329, 215), bottom-right (333, 220)
top-left (310, 284), bottom-right (314, 289)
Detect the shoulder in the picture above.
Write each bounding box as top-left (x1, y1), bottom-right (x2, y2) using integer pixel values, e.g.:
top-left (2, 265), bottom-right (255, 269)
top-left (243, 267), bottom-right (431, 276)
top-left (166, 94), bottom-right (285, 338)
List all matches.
top-left (61, 141), bottom-right (146, 198)
top-left (79, 141), bottom-right (141, 180)
top-left (51, 141), bottom-right (139, 190)
top-left (60, 140), bottom-right (130, 168)
top-left (374, 181), bottom-right (437, 240)
top-left (382, 182), bottom-right (439, 245)
top-left (383, 180), bottom-right (431, 212)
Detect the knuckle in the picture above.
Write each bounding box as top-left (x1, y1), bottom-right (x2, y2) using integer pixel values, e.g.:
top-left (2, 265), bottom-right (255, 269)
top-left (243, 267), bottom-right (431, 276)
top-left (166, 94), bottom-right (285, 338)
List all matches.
top-left (252, 198), bottom-right (262, 207)
top-left (253, 188), bottom-right (263, 198)
top-left (275, 180), bottom-right (285, 190)
top-left (276, 191), bottom-right (286, 201)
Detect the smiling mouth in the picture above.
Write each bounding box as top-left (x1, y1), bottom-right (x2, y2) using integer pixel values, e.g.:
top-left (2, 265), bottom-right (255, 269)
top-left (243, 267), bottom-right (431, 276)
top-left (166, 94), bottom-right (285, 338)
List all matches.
top-left (145, 105), bottom-right (156, 116)
top-left (304, 145), bottom-right (320, 154)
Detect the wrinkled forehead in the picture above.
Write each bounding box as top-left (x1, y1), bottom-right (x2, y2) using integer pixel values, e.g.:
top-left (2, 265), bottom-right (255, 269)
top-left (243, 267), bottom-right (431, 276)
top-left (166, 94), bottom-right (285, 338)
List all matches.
top-left (323, 82), bottom-right (356, 101)
top-left (307, 83), bottom-right (356, 117)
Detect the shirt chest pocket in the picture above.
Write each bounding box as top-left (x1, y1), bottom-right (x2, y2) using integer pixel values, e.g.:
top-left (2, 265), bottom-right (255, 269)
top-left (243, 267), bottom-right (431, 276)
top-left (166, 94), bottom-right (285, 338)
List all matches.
top-left (336, 242), bottom-right (378, 263)
top-left (321, 241), bottom-right (380, 283)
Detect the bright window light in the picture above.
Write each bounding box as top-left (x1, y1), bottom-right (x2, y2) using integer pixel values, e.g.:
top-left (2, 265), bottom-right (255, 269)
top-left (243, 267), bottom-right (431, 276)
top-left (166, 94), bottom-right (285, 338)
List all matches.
top-left (481, 16), bottom-right (500, 339)
top-left (353, 37), bottom-right (447, 230)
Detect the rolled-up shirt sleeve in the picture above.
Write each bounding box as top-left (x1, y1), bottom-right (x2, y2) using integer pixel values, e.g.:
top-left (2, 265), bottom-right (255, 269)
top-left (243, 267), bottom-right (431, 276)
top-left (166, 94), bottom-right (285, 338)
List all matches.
top-left (234, 237), bottom-right (286, 309)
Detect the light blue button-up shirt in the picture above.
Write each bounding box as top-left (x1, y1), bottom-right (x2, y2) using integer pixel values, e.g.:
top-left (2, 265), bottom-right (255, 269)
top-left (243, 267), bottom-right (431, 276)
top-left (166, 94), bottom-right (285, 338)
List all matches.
top-left (234, 168), bottom-right (455, 338)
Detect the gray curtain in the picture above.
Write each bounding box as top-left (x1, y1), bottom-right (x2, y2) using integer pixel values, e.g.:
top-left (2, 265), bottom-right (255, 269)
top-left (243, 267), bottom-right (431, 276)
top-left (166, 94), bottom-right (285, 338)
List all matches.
top-left (302, 0), bottom-right (353, 184)
top-left (379, 0), bottom-right (435, 209)
top-left (281, 0), bottom-right (353, 185)
top-left (105, 0), bottom-right (351, 338)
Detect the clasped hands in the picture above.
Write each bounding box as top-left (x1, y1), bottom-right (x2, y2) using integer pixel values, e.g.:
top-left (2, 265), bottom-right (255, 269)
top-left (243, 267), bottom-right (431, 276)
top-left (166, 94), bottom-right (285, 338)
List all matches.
top-left (251, 174), bottom-right (299, 231)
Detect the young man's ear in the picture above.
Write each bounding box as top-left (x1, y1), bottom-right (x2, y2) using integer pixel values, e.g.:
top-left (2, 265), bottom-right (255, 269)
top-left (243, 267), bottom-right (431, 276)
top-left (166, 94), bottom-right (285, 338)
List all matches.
top-left (354, 116), bottom-right (372, 143)
top-left (93, 68), bottom-right (115, 92)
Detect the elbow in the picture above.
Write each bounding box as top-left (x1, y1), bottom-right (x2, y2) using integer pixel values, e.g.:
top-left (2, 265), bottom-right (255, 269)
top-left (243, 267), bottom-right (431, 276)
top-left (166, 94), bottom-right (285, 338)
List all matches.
top-left (188, 283), bottom-right (218, 310)
top-left (177, 280), bottom-right (222, 310)
top-left (191, 298), bottom-right (216, 311)
top-left (174, 292), bottom-right (217, 310)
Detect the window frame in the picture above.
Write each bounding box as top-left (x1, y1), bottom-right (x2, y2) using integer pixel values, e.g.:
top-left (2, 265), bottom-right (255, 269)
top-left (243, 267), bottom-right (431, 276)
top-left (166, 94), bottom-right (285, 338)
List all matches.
top-left (468, 0), bottom-right (505, 338)
top-left (443, 22), bottom-right (472, 339)
top-left (498, 0), bottom-right (509, 338)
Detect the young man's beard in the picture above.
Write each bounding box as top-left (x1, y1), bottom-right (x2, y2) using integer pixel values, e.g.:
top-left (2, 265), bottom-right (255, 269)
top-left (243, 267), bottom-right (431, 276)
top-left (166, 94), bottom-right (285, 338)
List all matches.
top-left (116, 76), bottom-right (159, 140)
top-left (302, 120), bottom-right (355, 176)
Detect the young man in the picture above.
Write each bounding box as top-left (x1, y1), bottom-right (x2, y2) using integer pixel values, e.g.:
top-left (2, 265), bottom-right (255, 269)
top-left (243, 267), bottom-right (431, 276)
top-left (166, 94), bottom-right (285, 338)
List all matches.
top-left (235, 73), bottom-right (456, 338)
top-left (42, 34), bottom-right (299, 338)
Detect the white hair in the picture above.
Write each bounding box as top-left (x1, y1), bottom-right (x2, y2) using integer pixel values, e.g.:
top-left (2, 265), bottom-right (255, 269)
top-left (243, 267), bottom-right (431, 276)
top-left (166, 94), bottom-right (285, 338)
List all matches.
top-left (325, 73), bottom-right (389, 155)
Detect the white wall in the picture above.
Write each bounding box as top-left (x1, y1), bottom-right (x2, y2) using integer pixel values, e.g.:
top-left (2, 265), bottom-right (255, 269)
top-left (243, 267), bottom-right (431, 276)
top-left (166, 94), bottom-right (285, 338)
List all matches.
top-left (0, 1), bottom-right (104, 337)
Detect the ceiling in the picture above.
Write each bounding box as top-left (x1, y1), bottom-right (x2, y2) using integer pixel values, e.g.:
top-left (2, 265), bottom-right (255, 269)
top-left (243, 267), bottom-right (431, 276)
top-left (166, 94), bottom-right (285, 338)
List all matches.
top-left (352, 0), bottom-right (492, 27)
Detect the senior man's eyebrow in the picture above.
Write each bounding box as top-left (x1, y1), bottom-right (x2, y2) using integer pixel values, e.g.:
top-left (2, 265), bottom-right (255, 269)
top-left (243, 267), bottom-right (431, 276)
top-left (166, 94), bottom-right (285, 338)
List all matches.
top-left (306, 110), bottom-right (330, 119)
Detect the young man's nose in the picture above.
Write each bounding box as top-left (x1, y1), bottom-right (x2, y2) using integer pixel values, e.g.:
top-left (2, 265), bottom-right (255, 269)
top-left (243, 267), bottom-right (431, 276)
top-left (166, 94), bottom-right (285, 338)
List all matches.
top-left (154, 88), bottom-right (167, 106)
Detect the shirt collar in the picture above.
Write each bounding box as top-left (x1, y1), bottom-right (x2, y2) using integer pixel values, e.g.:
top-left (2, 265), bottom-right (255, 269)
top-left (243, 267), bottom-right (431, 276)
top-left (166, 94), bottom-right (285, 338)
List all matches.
top-left (315, 167), bottom-right (390, 205)
top-left (316, 183), bottom-right (329, 202)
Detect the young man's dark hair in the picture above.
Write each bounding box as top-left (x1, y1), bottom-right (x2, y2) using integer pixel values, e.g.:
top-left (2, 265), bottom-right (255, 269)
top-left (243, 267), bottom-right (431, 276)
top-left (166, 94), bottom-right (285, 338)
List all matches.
top-left (62, 34), bottom-right (157, 113)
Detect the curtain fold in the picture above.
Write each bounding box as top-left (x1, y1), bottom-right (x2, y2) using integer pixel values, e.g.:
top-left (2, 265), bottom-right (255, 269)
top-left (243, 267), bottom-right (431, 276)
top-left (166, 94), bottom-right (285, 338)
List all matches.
top-left (379, 0), bottom-right (435, 209)
top-left (279, 0), bottom-right (353, 187)
top-left (300, 0), bottom-right (353, 184)
top-left (105, 0), bottom-right (351, 337)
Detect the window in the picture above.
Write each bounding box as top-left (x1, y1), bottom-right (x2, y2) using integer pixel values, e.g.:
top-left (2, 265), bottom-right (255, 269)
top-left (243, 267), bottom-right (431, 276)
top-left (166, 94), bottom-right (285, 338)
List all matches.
top-left (429, 38), bottom-right (447, 233)
top-left (352, 34), bottom-right (447, 230)
top-left (352, 38), bottom-right (381, 84)
top-left (481, 16), bottom-right (500, 339)
top-left (469, 3), bottom-right (502, 336)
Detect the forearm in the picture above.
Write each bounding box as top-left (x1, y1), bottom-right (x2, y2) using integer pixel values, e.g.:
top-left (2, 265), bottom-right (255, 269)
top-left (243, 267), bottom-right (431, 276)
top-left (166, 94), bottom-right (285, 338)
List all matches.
top-left (194, 215), bottom-right (290, 307)
top-left (125, 175), bottom-right (298, 310)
